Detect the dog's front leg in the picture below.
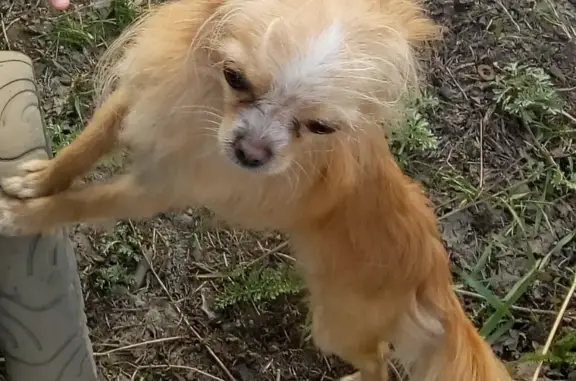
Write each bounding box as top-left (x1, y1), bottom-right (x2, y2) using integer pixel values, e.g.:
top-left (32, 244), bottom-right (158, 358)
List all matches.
top-left (1, 88), bottom-right (130, 199)
top-left (0, 174), bottom-right (172, 236)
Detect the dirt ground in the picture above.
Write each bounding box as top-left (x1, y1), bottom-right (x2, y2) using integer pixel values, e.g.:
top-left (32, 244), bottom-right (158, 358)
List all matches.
top-left (0, 0), bottom-right (575, 380)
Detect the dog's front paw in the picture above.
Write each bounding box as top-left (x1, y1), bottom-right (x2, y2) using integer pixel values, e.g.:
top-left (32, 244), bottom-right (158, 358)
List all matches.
top-left (1, 159), bottom-right (53, 199)
top-left (0, 197), bottom-right (30, 236)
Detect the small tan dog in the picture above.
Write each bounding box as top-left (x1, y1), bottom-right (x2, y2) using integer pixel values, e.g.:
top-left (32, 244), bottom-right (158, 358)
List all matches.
top-left (0, 0), bottom-right (514, 380)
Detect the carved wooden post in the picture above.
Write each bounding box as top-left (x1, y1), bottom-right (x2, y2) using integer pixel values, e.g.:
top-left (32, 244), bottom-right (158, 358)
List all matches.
top-left (0, 52), bottom-right (98, 381)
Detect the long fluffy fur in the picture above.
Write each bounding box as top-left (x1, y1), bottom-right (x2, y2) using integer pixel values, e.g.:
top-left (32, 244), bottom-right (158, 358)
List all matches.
top-left (0, 0), bottom-right (514, 380)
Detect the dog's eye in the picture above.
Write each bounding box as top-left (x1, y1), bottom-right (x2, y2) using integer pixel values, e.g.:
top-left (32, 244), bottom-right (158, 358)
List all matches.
top-left (291, 118), bottom-right (303, 137)
top-left (306, 120), bottom-right (336, 135)
top-left (223, 65), bottom-right (251, 92)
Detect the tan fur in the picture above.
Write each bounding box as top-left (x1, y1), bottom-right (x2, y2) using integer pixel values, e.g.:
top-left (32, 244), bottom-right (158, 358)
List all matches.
top-left (0, 0), bottom-right (514, 380)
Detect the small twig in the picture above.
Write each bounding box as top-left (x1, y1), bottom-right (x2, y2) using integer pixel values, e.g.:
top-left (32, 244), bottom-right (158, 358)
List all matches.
top-left (148, 229), bottom-right (238, 381)
top-left (439, 176), bottom-right (536, 221)
top-left (479, 105), bottom-right (496, 189)
top-left (0, 16), bottom-right (10, 50)
top-left (495, 0), bottom-right (521, 31)
top-left (479, 118), bottom-right (484, 188)
top-left (521, 120), bottom-right (558, 168)
top-left (246, 241), bottom-right (289, 267)
top-left (94, 336), bottom-right (184, 357)
top-left (561, 110), bottom-right (576, 124)
top-left (445, 67), bottom-right (468, 101)
top-left (131, 250), bottom-right (151, 289)
top-left (200, 287), bottom-right (217, 319)
top-left (194, 241), bottom-right (290, 280)
top-left (543, 0), bottom-right (573, 40)
top-left (530, 270), bottom-right (576, 381)
top-left (387, 359), bottom-right (406, 381)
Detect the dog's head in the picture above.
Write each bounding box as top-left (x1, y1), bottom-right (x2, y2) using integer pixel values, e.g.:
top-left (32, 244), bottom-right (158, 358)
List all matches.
top-left (206, 0), bottom-right (439, 175)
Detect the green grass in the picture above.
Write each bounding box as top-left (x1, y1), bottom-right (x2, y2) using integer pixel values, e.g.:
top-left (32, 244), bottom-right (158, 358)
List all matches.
top-left (390, 90), bottom-right (440, 166)
top-left (47, 122), bottom-right (81, 154)
top-left (493, 62), bottom-right (576, 192)
top-left (91, 222), bottom-right (143, 293)
top-left (523, 330), bottom-right (576, 365)
top-left (50, 0), bottom-right (139, 50)
top-left (534, 0), bottom-right (576, 40)
top-left (444, 62), bottom-right (575, 369)
top-left (457, 232), bottom-right (574, 342)
top-left (493, 63), bottom-right (565, 124)
top-left (47, 0), bottom-right (142, 154)
top-left (47, 71), bottom-right (94, 153)
top-left (213, 262), bottom-right (304, 310)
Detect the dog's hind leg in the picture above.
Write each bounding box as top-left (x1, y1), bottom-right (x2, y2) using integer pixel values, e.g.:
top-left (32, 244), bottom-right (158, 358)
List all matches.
top-left (337, 344), bottom-right (390, 381)
top-left (311, 301), bottom-right (390, 381)
top-left (1, 88), bottom-right (130, 199)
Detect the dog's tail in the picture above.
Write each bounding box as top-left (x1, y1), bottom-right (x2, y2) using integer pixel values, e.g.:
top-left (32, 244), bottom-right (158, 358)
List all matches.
top-left (410, 293), bottom-right (514, 381)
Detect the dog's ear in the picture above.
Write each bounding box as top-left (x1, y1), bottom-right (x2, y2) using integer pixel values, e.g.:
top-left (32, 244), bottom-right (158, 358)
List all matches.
top-left (370, 0), bottom-right (442, 43)
top-left (96, 0), bottom-right (229, 95)
top-left (401, 8), bottom-right (443, 43)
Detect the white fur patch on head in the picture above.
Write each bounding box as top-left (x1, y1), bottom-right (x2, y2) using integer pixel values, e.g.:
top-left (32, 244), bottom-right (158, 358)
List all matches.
top-left (275, 21), bottom-right (343, 96)
top-left (234, 22), bottom-right (344, 141)
top-left (226, 22), bottom-right (345, 174)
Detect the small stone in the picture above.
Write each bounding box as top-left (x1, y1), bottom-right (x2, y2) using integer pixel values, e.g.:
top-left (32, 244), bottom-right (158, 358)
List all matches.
top-left (221, 322), bottom-right (237, 332)
top-left (111, 285), bottom-right (129, 295)
top-left (175, 213), bottom-right (194, 225)
top-left (438, 86), bottom-right (456, 101)
top-left (232, 364), bottom-right (256, 381)
top-left (453, 0), bottom-right (474, 12)
top-left (477, 64), bottom-right (496, 81)
top-left (58, 75), bottom-right (72, 86)
top-left (94, 0), bottom-right (113, 9)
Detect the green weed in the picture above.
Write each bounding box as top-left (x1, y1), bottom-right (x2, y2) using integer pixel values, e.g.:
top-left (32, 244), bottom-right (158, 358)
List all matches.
top-left (391, 91), bottom-right (440, 161)
top-left (47, 122), bottom-right (81, 154)
top-left (47, 74), bottom-right (94, 154)
top-left (522, 330), bottom-right (576, 365)
top-left (493, 63), bottom-right (575, 193)
top-left (93, 222), bottom-right (143, 293)
top-left (51, 0), bottom-right (139, 49)
top-left (214, 263), bottom-right (304, 310)
top-left (494, 63), bottom-right (565, 124)
top-left (95, 264), bottom-right (134, 292)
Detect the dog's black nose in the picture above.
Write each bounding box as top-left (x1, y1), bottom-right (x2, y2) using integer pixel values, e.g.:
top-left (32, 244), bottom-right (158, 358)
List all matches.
top-left (233, 135), bottom-right (273, 168)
